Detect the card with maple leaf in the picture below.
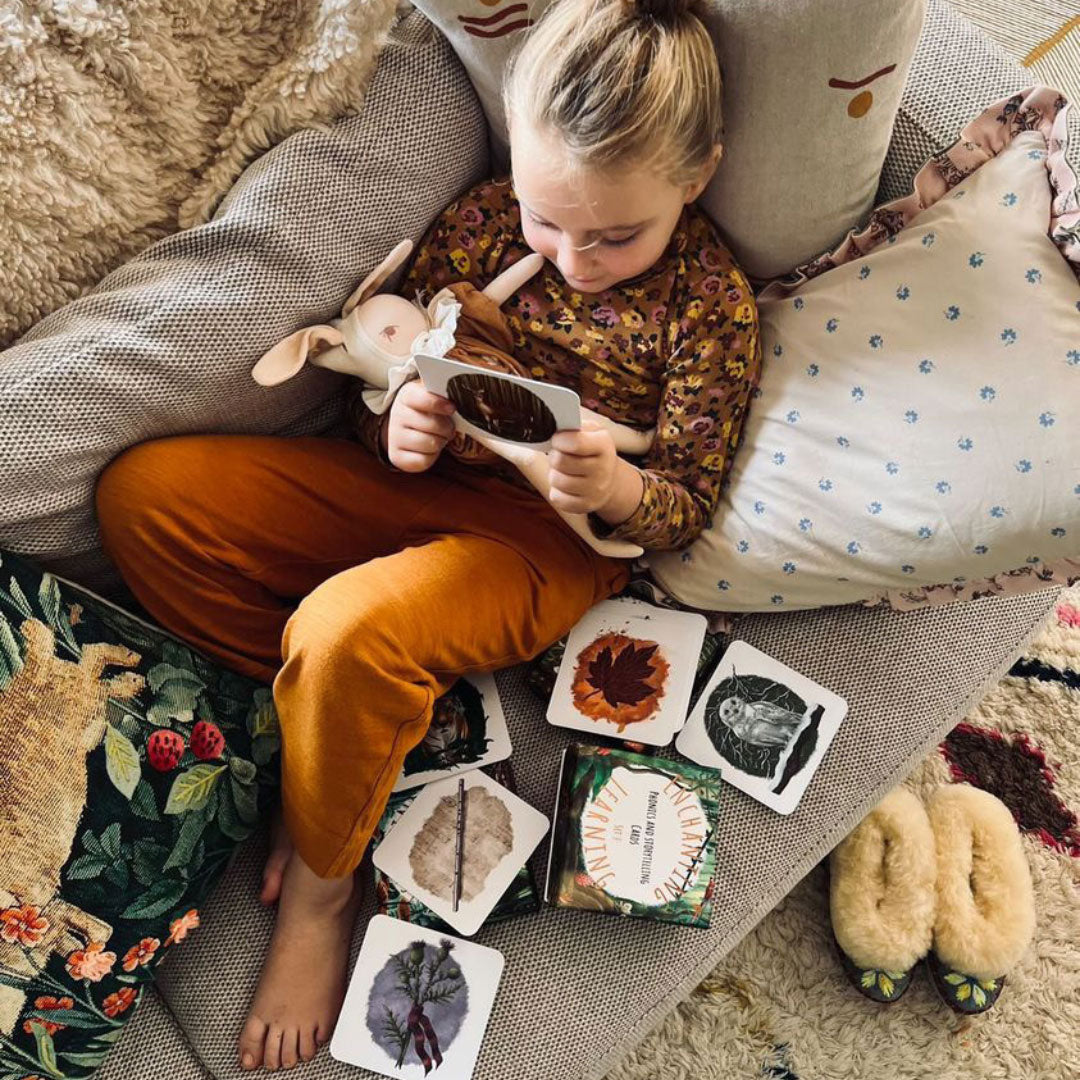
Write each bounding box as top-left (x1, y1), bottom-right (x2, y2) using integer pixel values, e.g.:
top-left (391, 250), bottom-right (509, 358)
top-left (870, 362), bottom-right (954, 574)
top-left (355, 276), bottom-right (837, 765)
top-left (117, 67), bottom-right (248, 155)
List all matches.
top-left (546, 598), bottom-right (707, 746)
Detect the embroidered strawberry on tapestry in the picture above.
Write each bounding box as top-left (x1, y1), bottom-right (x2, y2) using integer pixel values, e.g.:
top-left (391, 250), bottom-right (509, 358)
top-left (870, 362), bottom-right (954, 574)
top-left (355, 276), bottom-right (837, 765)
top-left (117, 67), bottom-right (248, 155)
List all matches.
top-left (571, 633), bottom-right (670, 732)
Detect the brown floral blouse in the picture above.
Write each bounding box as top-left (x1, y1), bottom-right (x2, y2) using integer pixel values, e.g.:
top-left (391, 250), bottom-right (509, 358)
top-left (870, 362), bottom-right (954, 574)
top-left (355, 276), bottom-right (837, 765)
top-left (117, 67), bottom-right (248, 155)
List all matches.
top-left (352, 178), bottom-right (761, 551)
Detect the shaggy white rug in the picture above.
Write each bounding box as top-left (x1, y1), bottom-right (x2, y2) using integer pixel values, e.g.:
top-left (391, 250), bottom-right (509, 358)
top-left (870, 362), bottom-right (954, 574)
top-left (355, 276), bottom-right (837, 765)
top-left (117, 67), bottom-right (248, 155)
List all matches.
top-left (0, 0), bottom-right (396, 348)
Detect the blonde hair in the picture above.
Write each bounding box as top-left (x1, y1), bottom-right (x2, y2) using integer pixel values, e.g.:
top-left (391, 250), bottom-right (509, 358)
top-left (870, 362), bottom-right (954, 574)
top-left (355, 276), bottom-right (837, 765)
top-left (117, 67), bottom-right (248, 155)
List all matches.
top-left (503, 0), bottom-right (722, 186)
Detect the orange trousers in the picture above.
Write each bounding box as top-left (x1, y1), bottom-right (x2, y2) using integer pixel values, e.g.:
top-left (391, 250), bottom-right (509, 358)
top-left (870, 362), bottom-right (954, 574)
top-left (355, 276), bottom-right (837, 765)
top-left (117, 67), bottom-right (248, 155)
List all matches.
top-left (95, 434), bottom-right (628, 878)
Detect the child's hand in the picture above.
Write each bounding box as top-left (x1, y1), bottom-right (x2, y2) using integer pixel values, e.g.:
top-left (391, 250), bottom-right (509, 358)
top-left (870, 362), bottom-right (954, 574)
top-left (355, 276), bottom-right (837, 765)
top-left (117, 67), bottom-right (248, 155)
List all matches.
top-left (548, 421), bottom-right (623, 515)
top-left (386, 380), bottom-right (456, 472)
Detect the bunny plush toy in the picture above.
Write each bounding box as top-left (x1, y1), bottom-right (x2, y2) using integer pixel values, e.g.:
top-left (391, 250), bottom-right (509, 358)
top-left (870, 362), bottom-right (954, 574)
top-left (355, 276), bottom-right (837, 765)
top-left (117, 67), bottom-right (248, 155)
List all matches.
top-left (252, 241), bottom-right (655, 558)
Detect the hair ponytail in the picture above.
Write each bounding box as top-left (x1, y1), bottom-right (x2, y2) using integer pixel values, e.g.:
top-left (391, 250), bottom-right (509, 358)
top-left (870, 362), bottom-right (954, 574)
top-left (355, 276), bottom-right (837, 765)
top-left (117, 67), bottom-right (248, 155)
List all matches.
top-left (504, 0), bottom-right (722, 186)
top-left (628, 0), bottom-right (694, 28)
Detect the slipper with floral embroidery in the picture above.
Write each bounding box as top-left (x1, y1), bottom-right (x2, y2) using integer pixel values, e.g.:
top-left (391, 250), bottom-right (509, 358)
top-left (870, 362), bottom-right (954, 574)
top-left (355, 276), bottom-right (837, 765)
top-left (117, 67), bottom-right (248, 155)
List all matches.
top-left (829, 787), bottom-right (936, 1003)
top-left (925, 784), bottom-right (1035, 1015)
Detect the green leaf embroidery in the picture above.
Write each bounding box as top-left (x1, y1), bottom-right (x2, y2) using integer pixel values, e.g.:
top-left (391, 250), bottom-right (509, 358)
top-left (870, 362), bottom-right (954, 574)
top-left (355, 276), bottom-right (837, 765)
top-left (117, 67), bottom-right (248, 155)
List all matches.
top-left (66, 853), bottom-right (109, 880)
top-left (80, 827), bottom-right (104, 856)
top-left (105, 724), bottom-right (141, 800)
top-left (163, 811), bottom-right (209, 872)
top-left (860, 970), bottom-right (876, 989)
top-left (120, 876), bottom-right (188, 920)
top-left (26, 1020), bottom-right (62, 1077)
top-left (877, 973), bottom-right (895, 997)
top-left (230, 774), bottom-right (259, 825)
top-left (978, 978), bottom-right (998, 992)
top-left (132, 839), bottom-right (171, 886)
top-left (38, 573), bottom-right (79, 656)
top-left (103, 859), bottom-right (130, 892)
top-left (161, 639), bottom-right (197, 674)
top-left (944, 972), bottom-right (967, 985)
top-left (8, 576), bottom-right (34, 619)
top-left (60, 1049), bottom-right (111, 1067)
top-left (89, 1026), bottom-right (126, 1045)
top-left (0, 616), bottom-right (22, 690)
top-left (955, 982), bottom-right (971, 1002)
top-left (164, 764), bottom-right (227, 815)
top-left (147, 662), bottom-right (205, 695)
top-left (229, 756), bottom-right (258, 784)
top-left (252, 733), bottom-right (281, 767)
top-left (885, 971), bottom-right (907, 980)
top-left (99, 822), bottom-right (123, 860)
top-left (216, 784), bottom-right (251, 843)
top-left (29, 1009), bottom-right (104, 1030)
top-left (247, 687), bottom-right (278, 737)
top-left (971, 984), bottom-right (987, 1008)
top-left (147, 679), bottom-right (200, 726)
top-left (37, 573), bottom-right (62, 628)
top-left (131, 779), bottom-right (161, 822)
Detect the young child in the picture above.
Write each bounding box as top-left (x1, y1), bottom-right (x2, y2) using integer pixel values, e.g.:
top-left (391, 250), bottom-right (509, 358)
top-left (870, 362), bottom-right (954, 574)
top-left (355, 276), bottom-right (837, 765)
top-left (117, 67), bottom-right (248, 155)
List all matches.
top-left (94, 0), bottom-right (760, 1070)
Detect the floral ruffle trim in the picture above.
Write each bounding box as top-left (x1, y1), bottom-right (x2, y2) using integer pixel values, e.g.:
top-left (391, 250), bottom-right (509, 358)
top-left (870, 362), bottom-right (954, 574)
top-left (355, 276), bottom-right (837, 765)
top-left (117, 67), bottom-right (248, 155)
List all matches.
top-left (761, 86), bottom-right (1078, 299)
top-left (762, 86), bottom-right (1079, 615)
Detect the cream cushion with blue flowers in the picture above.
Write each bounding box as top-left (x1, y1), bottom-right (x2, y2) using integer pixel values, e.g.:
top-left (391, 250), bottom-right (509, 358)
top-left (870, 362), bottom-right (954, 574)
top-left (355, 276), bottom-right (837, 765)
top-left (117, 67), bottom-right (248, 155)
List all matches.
top-left (648, 90), bottom-right (1080, 613)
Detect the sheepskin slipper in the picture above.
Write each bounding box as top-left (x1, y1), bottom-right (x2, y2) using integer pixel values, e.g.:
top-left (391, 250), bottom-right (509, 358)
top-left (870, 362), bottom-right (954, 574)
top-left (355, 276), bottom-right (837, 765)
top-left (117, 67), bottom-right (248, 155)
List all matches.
top-left (829, 787), bottom-right (936, 1002)
top-left (925, 784), bottom-right (1036, 1014)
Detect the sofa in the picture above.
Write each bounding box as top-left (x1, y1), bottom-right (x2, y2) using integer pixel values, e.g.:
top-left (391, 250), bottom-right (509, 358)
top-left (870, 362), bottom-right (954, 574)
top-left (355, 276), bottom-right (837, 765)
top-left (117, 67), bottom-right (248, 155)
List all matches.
top-left (0, 1), bottom-right (1067, 1078)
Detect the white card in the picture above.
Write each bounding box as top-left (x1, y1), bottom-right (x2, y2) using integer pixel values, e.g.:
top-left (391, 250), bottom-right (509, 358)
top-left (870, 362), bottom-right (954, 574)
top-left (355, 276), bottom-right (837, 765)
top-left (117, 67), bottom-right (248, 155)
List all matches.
top-left (373, 770), bottom-right (549, 936)
top-left (547, 597), bottom-right (707, 746)
top-left (414, 351), bottom-right (581, 452)
top-left (676, 640), bottom-right (847, 814)
top-left (393, 674), bottom-right (512, 793)
top-left (330, 915), bottom-right (504, 1080)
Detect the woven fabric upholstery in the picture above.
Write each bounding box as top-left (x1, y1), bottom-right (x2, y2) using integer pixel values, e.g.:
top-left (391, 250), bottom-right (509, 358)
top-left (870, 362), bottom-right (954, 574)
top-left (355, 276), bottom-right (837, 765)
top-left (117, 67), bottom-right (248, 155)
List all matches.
top-left (96, 988), bottom-right (210, 1080)
top-left (0, 10), bottom-right (488, 596)
top-left (878, 0), bottom-right (1049, 202)
top-left (154, 591), bottom-right (1057, 1080)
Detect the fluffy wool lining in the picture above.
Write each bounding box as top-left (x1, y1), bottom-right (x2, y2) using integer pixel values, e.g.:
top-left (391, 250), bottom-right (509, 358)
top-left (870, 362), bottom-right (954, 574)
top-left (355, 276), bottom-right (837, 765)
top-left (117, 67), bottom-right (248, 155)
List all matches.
top-left (0, 0), bottom-right (398, 348)
top-left (928, 784), bottom-right (1036, 978)
top-left (829, 786), bottom-right (936, 971)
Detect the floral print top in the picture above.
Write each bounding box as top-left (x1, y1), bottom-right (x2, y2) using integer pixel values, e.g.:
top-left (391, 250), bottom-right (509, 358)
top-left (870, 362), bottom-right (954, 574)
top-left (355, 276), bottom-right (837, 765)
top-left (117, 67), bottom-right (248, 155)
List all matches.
top-left (353, 178), bottom-right (761, 551)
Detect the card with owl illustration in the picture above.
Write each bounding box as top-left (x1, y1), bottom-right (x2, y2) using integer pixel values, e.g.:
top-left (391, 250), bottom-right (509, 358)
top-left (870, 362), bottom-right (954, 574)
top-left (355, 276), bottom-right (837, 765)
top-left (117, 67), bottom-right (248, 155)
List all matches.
top-left (372, 769), bottom-right (549, 937)
top-left (546, 597), bottom-right (707, 747)
top-left (677, 641), bottom-right (847, 815)
top-left (392, 673), bottom-right (512, 793)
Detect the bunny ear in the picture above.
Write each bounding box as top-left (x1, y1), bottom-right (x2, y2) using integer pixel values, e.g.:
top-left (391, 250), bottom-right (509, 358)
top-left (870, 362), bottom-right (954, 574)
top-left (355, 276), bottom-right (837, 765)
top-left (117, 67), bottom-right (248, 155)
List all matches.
top-left (252, 325), bottom-right (345, 386)
top-left (482, 252), bottom-right (545, 305)
top-left (342, 240), bottom-right (414, 316)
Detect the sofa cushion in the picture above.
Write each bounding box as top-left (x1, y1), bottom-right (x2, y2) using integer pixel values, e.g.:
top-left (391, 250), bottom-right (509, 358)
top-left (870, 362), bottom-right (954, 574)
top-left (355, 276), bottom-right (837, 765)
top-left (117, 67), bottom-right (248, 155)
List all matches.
top-left (410, 0), bottom-right (927, 280)
top-left (0, 548), bottom-right (278, 1077)
top-left (648, 89), bottom-right (1080, 614)
top-left (0, 10), bottom-right (488, 596)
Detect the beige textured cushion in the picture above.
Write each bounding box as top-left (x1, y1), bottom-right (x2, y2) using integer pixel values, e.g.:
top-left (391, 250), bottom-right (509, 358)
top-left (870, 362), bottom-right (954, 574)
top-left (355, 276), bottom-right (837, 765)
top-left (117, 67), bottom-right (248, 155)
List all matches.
top-left (409, 0), bottom-right (927, 278)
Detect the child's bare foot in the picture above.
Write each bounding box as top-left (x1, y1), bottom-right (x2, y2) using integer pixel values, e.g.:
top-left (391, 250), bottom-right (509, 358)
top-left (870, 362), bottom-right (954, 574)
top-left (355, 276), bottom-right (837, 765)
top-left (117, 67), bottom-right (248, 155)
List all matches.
top-left (238, 849), bottom-right (359, 1071)
top-left (259, 813), bottom-right (293, 906)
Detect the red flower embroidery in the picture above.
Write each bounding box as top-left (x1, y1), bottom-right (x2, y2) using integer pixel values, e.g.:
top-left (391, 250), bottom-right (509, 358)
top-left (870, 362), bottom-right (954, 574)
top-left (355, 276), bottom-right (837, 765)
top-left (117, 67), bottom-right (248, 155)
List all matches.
top-left (0, 905), bottom-right (49, 947)
top-left (165, 909), bottom-right (200, 946)
top-left (66, 941), bottom-right (117, 982)
top-left (102, 987), bottom-right (138, 1018)
top-left (33, 996), bottom-right (73, 1010)
top-left (24, 1018), bottom-right (65, 1036)
top-left (122, 937), bottom-right (160, 971)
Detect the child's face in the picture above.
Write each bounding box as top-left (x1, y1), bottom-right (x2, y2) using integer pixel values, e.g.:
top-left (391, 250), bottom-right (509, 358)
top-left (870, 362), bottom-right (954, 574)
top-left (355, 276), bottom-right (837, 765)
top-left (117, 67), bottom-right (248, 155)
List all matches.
top-left (510, 123), bottom-right (711, 294)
